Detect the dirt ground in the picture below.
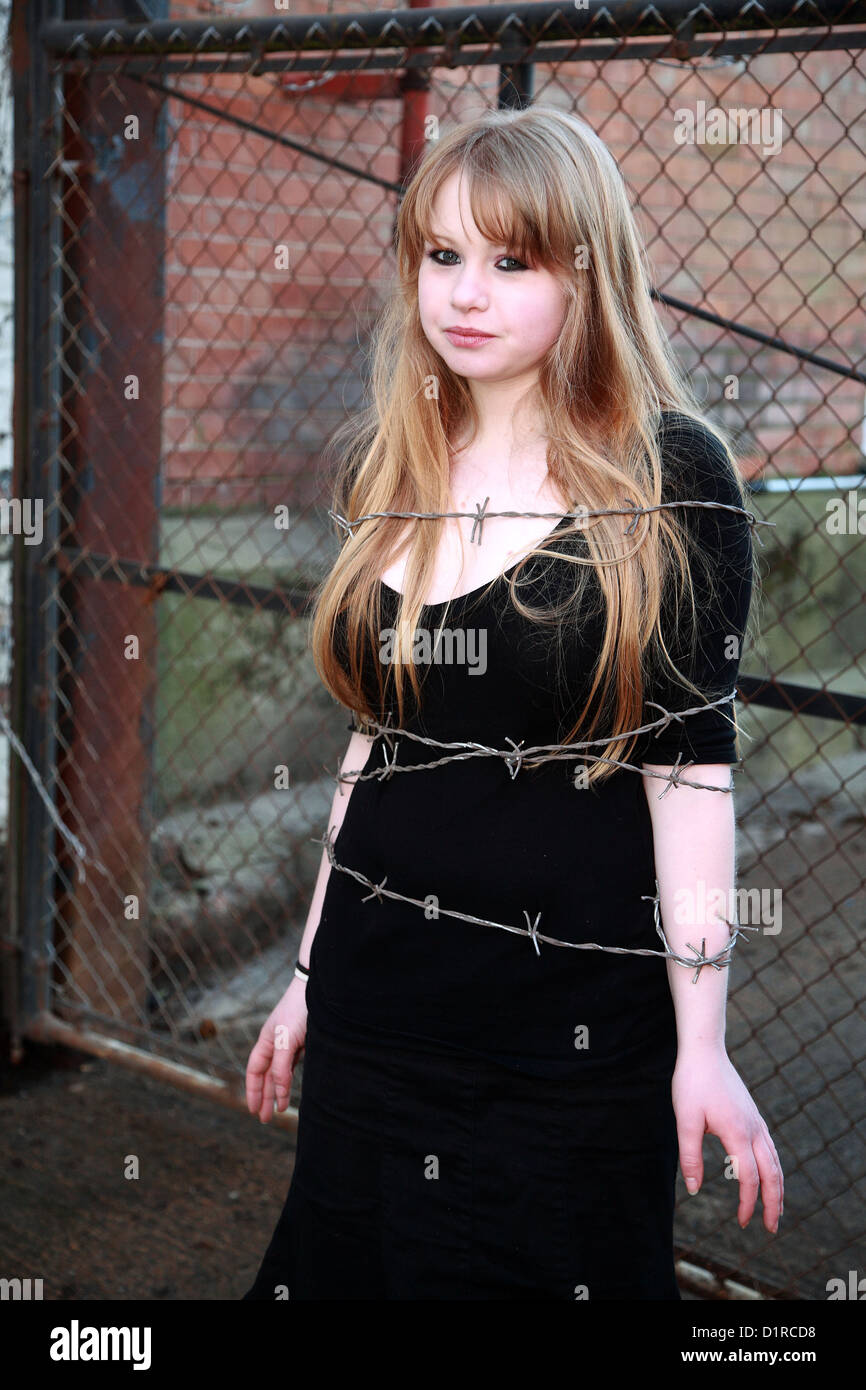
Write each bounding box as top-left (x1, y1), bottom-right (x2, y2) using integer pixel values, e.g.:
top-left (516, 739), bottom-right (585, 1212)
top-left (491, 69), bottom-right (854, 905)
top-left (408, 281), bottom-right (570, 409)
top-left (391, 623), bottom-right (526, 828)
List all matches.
top-left (0, 1041), bottom-right (294, 1301)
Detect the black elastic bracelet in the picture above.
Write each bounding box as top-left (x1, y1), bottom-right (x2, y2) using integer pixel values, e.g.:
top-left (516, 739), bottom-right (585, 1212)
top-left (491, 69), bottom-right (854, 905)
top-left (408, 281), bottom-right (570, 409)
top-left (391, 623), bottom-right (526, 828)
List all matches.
top-left (293, 959), bottom-right (310, 982)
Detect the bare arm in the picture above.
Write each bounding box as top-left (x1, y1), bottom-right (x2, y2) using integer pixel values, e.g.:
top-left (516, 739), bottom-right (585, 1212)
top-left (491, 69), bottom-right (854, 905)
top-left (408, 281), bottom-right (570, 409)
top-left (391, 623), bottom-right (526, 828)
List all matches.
top-left (641, 759), bottom-right (783, 1231)
top-left (640, 760), bottom-right (736, 1052)
top-left (245, 725), bottom-right (375, 1121)
top-left (296, 727), bottom-right (375, 970)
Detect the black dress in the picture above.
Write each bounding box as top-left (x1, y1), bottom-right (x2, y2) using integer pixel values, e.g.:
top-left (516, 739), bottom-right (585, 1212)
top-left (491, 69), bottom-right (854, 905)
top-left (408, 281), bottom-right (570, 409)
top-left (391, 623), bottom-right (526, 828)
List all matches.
top-left (242, 412), bottom-right (754, 1300)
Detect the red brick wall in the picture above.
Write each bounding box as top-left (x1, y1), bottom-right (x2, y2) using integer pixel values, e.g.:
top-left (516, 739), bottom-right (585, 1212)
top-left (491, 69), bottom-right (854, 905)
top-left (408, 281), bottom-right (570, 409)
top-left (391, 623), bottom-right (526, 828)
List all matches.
top-left (162, 2), bottom-right (865, 506)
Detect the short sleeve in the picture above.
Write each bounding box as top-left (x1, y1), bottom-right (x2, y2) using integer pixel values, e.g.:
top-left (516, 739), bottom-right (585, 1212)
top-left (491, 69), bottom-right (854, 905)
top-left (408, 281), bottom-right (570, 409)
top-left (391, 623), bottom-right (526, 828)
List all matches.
top-left (636, 415), bottom-right (754, 767)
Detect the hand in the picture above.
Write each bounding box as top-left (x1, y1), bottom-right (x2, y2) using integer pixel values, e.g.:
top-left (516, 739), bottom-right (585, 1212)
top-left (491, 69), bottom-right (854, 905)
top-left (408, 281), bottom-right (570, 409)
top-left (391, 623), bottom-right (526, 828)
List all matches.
top-left (245, 978), bottom-right (308, 1124)
top-left (672, 1046), bottom-right (784, 1233)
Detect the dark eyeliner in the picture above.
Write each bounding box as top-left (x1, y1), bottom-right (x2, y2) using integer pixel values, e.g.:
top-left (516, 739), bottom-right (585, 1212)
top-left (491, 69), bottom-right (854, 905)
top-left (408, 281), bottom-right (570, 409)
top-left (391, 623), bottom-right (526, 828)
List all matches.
top-left (426, 248), bottom-right (527, 271)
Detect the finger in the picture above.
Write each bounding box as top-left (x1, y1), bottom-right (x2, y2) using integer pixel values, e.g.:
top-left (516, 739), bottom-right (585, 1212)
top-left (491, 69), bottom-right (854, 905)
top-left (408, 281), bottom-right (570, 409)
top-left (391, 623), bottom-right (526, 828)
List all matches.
top-left (273, 1062), bottom-right (294, 1112)
top-left (271, 1034), bottom-right (296, 1111)
top-left (258, 1068), bottom-right (277, 1124)
top-left (246, 1030), bottom-right (274, 1109)
top-left (761, 1129), bottom-right (784, 1209)
top-left (766, 1134), bottom-right (784, 1216)
top-left (675, 1113), bottom-right (705, 1195)
top-left (734, 1143), bottom-right (761, 1227)
top-left (273, 1039), bottom-right (297, 1100)
top-left (753, 1132), bottom-right (784, 1232)
top-left (245, 1050), bottom-right (266, 1115)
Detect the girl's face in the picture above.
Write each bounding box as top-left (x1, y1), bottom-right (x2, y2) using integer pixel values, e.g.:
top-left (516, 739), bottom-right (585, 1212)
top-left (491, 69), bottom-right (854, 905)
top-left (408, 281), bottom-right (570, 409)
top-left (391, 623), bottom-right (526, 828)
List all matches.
top-left (417, 171), bottom-right (568, 388)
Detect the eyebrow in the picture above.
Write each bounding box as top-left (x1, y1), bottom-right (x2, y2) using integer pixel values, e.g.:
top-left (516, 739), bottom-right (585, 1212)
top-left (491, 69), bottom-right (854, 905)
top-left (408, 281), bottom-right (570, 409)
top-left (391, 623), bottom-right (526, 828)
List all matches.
top-left (426, 229), bottom-right (509, 247)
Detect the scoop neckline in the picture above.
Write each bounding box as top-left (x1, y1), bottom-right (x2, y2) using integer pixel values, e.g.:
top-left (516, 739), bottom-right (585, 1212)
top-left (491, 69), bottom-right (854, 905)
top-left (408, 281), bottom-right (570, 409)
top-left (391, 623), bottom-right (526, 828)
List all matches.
top-left (377, 511), bottom-right (576, 608)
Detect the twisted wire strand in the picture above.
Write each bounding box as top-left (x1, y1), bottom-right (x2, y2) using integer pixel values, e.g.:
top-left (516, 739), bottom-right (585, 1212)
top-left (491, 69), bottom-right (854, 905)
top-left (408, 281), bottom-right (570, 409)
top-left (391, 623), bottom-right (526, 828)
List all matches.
top-left (335, 691), bottom-right (740, 796)
top-left (315, 826), bottom-right (760, 982)
top-left (327, 498), bottom-right (775, 547)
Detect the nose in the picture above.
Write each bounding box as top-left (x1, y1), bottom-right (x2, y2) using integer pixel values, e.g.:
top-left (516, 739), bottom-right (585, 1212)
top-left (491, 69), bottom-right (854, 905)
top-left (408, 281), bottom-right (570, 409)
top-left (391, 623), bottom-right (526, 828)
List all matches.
top-left (450, 261), bottom-right (489, 312)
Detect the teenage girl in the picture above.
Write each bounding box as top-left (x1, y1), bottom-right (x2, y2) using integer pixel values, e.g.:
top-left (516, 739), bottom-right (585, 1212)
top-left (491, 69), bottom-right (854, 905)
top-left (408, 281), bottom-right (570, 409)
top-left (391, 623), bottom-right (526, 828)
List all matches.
top-left (242, 105), bottom-right (783, 1301)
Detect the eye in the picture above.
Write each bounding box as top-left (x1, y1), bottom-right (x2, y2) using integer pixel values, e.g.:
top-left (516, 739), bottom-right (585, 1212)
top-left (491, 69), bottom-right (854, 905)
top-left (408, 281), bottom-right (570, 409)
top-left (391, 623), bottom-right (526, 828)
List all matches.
top-left (427, 248), bottom-right (459, 266)
top-left (425, 248), bottom-right (528, 272)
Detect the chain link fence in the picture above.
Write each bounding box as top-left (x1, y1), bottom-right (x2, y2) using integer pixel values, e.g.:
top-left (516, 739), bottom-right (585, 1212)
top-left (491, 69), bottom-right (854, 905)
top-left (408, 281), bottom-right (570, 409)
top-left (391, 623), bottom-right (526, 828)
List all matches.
top-left (6, 0), bottom-right (866, 1300)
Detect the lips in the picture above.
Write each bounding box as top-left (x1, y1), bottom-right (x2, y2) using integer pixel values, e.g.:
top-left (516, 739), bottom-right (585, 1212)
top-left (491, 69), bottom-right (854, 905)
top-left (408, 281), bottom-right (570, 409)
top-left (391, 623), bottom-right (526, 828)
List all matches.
top-left (443, 327), bottom-right (496, 346)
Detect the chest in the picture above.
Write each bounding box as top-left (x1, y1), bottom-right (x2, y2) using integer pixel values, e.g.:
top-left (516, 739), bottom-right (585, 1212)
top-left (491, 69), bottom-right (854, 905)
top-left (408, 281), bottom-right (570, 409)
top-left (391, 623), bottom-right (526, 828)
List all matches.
top-left (378, 484), bottom-right (572, 606)
top-left (372, 541), bottom-right (606, 742)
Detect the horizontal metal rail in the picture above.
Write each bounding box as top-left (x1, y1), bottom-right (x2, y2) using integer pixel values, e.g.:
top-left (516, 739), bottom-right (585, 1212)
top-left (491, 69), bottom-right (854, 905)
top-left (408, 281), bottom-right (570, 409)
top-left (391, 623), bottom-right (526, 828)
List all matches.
top-left (38, 0), bottom-right (866, 57)
top-left (24, 1011), bottom-right (300, 1133)
top-left (45, 29), bottom-right (866, 78)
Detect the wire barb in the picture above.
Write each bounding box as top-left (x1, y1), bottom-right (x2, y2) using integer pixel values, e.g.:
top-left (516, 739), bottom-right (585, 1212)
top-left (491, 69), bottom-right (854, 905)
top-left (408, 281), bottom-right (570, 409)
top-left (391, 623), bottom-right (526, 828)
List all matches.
top-left (524, 909), bottom-right (543, 956)
top-left (504, 736), bottom-right (526, 780)
top-left (470, 495), bottom-right (491, 545)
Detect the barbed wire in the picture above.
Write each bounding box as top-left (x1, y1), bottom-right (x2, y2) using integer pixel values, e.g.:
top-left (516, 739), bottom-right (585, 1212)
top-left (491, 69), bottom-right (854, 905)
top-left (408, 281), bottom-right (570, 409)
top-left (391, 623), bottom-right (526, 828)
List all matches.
top-left (314, 825), bottom-right (760, 982)
top-left (336, 691), bottom-right (741, 796)
top-left (327, 497), bottom-right (776, 548)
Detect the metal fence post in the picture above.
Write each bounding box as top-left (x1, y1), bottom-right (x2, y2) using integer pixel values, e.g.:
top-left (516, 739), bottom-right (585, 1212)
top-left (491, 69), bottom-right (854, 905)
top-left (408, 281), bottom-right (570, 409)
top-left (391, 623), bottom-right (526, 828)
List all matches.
top-left (6, 0), bottom-right (66, 1052)
top-left (53, 0), bottom-right (167, 1023)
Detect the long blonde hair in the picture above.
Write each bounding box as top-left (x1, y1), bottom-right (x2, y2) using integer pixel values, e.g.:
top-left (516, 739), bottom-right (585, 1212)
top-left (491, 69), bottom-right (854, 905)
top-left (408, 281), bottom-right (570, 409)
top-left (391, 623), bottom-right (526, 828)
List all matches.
top-left (310, 104), bottom-right (753, 784)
